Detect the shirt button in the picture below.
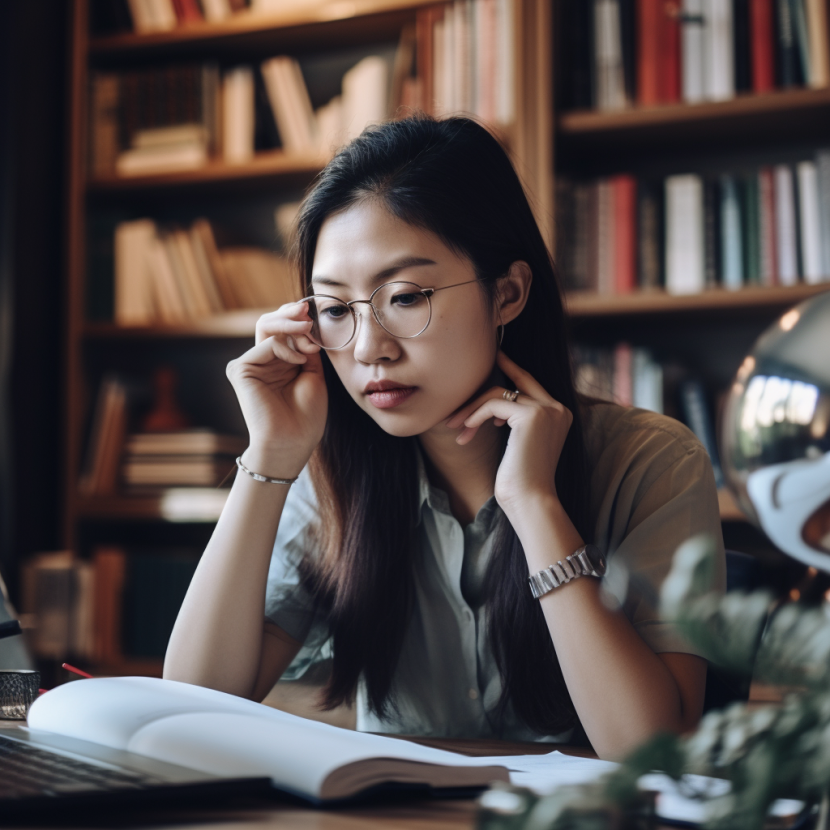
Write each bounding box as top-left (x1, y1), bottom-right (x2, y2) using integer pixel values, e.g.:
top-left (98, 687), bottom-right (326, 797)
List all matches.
top-left (468, 688), bottom-right (479, 700)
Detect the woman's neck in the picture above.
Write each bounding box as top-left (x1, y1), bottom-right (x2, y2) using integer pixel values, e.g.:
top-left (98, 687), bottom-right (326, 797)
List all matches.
top-left (418, 419), bottom-right (505, 527)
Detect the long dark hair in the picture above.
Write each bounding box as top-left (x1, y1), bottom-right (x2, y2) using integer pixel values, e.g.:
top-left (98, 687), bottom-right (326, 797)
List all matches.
top-left (294, 115), bottom-right (591, 735)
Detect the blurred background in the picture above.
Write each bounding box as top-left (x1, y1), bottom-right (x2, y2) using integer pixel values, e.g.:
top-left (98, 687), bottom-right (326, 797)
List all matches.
top-left (1, 0), bottom-right (830, 701)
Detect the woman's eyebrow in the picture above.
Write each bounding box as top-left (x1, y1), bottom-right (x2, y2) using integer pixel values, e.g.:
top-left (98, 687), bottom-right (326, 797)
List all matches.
top-left (312, 256), bottom-right (438, 287)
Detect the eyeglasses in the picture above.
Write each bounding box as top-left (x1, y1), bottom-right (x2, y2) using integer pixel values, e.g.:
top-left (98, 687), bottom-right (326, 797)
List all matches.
top-left (300, 279), bottom-right (481, 350)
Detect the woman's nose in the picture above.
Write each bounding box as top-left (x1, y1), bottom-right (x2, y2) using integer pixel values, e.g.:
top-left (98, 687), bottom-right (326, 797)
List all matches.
top-left (351, 303), bottom-right (400, 363)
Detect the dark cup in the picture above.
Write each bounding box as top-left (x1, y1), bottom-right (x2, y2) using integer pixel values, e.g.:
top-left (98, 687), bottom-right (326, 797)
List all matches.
top-left (0, 670), bottom-right (40, 719)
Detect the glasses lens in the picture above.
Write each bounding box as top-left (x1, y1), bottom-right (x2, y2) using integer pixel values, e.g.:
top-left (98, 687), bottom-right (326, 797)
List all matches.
top-left (373, 282), bottom-right (430, 338)
top-left (306, 296), bottom-right (354, 349)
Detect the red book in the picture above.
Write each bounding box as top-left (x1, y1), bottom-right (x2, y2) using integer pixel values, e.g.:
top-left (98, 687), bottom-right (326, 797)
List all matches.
top-left (750, 0), bottom-right (776, 92)
top-left (658, 1), bottom-right (681, 103)
top-left (613, 175), bottom-right (638, 293)
top-left (637, 0), bottom-right (662, 105)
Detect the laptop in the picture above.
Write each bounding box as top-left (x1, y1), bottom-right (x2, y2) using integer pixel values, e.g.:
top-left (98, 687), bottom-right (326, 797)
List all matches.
top-left (0, 726), bottom-right (273, 816)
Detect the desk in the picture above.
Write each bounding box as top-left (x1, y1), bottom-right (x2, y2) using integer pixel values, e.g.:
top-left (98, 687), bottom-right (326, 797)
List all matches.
top-left (3, 719), bottom-right (594, 830)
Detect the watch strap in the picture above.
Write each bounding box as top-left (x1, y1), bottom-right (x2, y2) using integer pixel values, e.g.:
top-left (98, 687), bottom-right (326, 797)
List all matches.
top-left (527, 544), bottom-right (605, 600)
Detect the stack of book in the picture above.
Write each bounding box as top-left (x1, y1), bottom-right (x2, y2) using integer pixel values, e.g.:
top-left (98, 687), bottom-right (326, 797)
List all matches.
top-left (20, 546), bottom-right (201, 665)
top-left (561, 0), bottom-right (830, 112)
top-left (557, 150), bottom-right (830, 295)
top-left (89, 48), bottom-right (403, 175)
top-left (112, 217), bottom-right (296, 326)
top-left (122, 430), bottom-right (246, 490)
top-left (93, 0), bottom-right (263, 35)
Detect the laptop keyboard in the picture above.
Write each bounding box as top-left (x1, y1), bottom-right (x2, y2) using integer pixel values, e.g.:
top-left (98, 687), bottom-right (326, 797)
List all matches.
top-left (0, 734), bottom-right (156, 799)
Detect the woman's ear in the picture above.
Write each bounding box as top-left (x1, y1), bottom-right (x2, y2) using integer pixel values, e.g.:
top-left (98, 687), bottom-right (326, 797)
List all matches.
top-left (497, 260), bottom-right (532, 325)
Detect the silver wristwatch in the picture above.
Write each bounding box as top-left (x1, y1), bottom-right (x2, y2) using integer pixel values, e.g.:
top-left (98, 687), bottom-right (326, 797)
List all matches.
top-left (527, 544), bottom-right (607, 599)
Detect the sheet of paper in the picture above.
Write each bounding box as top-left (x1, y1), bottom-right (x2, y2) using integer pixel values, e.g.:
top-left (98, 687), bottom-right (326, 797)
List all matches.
top-left (472, 751), bottom-right (804, 826)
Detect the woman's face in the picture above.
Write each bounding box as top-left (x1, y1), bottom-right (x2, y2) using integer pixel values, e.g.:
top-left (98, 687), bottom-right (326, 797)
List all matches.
top-left (311, 200), bottom-right (499, 438)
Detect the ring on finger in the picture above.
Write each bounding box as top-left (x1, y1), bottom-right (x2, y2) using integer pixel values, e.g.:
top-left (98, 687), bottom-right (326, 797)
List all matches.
top-left (502, 388), bottom-right (520, 402)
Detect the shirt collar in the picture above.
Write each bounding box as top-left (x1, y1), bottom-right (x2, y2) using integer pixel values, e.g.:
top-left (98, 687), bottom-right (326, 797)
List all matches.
top-left (414, 446), bottom-right (501, 532)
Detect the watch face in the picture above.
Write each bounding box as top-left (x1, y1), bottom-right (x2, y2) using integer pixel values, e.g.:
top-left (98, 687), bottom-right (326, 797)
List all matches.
top-left (585, 545), bottom-right (607, 576)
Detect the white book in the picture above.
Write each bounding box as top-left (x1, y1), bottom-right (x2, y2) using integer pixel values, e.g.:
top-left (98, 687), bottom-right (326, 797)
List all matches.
top-left (665, 174), bottom-right (705, 295)
top-left (797, 160), bottom-right (824, 283)
top-left (146, 237), bottom-right (190, 322)
top-left (315, 96), bottom-right (345, 155)
top-left (126, 0), bottom-right (155, 33)
top-left (682, 0), bottom-right (706, 103)
top-left (260, 57), bottom-right (316, 153)
top-left (28, 677), bottom-right (510, 803)
top-left (594, 0), bottom-right (627, 110)
top-left (342, 56), bottom-right (389, 142)
top-left (432, 14), bottom-right (447, 116)
top-left (147, 0), bottom-right (177, 30)
top-left (703, 0), bottom-right (734, 100)
top-left (169, 228), bottom-right (217, 316)
top-left (200, 0), bottom-right (232, 22)
top-left (632, 349), bottom-right (663, 414)
top-left (774, 165), bottom-right (799, 286)
top-left (806, 0), bottom-right (830, 88)
top-left (815, 151), bottom-right (830, 277)
top-left (114, 219), bottom-right (156, 326)
top-left (495, 0), bottom-right (515, 124)
top-left (222, 66), bottom-right (255, 164)
top-left (116, 143), bottom-right (207, 176)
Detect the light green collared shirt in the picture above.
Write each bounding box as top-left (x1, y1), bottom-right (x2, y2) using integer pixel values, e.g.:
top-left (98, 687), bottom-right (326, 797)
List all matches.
top-left (264, 402), bottom-right (726, 741)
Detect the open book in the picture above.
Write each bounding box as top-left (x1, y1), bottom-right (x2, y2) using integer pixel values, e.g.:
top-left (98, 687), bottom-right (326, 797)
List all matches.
top-left (27, 677), bottom-right (510, 803)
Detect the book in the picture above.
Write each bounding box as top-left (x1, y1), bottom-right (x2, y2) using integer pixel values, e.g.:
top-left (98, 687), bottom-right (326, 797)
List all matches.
top-left (114, 219), bottom-right (156, 326)
top-left (222, 66), bottom-right (255, 163)
top-left (733, 0), bottom-right (753, 93)
top-left (259, 57), bottom-right (317, 153)
top-left (594, 0), bottom-right (627, 110)
top-left (27, 677), bottom-right (511, 803)
top-left (679, 379), bottom-right (725, 488)
top-left (682, 0), bottom-right (706, 103)
top-left (741, 174), bottom-right (761, 284)
top-left (632, 348), bottom-right (664, 413)
top-left (125, 430), bottom-right (247, 456)
top-left (816, 151), bottom-right (830, 277)
top-left (659, 0), bottom-right (682, 102)
top-left (702, 177), bottom-right (720, 288)
top-left (805, 0), bottom-right (830, 87)
top-left (774, 164), bottom-right (799, 285)
top-left (92, 547), bottom-right (127, 665)
top-left (636, 0), bottom-right (662, 104)
top-left (750, 0), bottom-right (776, 92)
top-left (637, 180), bottom-right (663, 289)
top-left (79, 375), bottom-right (129, 496)
top-left (613, 175), bottom-right (637, 292)
top-left (758, 167), bottom-right (779, 285)
top-left (703, 0), bottom-right (735, 100)
top-left (613, 342), bottom-right (633, 405)
top-left (89, 72), bottom-right (120, 177)
top-left (665, 174), bottom-right (705, 295)
top-left (342, 56), bottom-right (390, 140)
top-left (790, 0), bottom-right (812, 85)
top-left (796, 160), bottom-right (823, 283)
top-left (776, 0), bottom-right (800, 87)
top-left (719, 173), bottom-right (744, 289)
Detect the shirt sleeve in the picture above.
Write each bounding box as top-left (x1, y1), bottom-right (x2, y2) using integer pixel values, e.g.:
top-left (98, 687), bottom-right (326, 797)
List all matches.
top-left (590, 410), bottom-right (727, 659)
top-left (264, 469), bottom-right (332, 680)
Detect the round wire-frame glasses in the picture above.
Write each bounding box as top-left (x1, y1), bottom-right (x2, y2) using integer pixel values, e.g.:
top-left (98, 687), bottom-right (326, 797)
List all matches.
top-left (299, 278), bottom-right (482, 350)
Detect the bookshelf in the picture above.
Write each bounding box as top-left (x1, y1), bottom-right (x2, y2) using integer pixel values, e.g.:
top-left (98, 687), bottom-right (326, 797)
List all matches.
top-left (53, 0), bottom-right (830, 677)
top-left (57, 0), bottom-right (551, 676)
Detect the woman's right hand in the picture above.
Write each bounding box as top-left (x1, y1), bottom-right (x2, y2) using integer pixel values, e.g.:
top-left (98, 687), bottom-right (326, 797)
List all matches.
top-left (225, 301), bottom-right (327, 476)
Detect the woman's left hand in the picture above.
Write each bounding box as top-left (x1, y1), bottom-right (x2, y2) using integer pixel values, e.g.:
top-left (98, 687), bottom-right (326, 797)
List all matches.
top-left (444, 350), bottom-right (573, 519)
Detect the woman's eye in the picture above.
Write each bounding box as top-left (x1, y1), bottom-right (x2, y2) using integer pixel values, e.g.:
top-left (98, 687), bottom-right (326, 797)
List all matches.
top-left (323, 305), bottom-right (349, 319)
top-left (390, 293), bottom-right (420, 307)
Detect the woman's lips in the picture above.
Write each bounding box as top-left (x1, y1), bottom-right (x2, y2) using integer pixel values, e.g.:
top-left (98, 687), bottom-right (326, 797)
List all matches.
top-left (366, 387), bottom-right (417, 409)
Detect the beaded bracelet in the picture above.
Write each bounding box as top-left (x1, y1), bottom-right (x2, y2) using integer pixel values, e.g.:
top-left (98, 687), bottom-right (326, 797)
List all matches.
top-left (235, 456), bottom-right (297, 485)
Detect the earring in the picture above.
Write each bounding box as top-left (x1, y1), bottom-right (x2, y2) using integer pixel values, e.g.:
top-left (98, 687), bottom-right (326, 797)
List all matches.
top-left (496, 324), bottom-right (505, 347)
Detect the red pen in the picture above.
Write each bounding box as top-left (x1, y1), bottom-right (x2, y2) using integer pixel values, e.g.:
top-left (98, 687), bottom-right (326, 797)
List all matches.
top-left (62, 662), bottom-right (94, 679)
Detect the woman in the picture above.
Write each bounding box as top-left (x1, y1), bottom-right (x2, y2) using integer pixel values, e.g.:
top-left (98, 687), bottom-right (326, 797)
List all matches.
top-left (164, 116), bottom-right (725, 760)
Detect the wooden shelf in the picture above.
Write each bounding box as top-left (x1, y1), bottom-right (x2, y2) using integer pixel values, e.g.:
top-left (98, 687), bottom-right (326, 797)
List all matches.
top-left (557, 88), bottom-right (830, 168)
top-left (87, 150), bottom-right (327, 196)
top-left (565, 284), bottom-right (830, 318)
top-left (89, 0), bottom-right (436, 62)
top-left (84, 309), bottom-right (269, 339)
top-left (76, 489), bottom-right (230, 522)
top-left (94, 658), bottom-right (164, 678)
